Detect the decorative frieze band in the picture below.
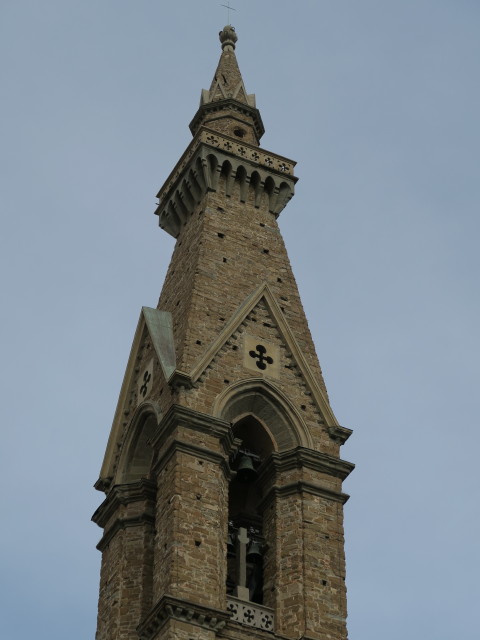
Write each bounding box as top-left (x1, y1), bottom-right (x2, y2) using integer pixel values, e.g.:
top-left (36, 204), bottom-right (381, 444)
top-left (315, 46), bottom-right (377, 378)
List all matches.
top-left (159, 127), bottom-right (296, 200)
top-left (155, 128), bottom-right (298, 237)
top-left (227, 596), bottom-right (275, 632)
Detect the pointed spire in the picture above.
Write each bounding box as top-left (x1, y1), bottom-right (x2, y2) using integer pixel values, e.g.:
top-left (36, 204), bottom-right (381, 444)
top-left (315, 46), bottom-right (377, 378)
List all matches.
top-left (190, 26), bottom-right (264, 143)
top-left (205, 26), bottom-right (255, 107)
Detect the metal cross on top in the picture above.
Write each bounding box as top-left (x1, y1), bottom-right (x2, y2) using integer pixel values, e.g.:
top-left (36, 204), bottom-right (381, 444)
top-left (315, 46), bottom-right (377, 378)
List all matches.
top-left (221, 2), bottom-right (236, 24)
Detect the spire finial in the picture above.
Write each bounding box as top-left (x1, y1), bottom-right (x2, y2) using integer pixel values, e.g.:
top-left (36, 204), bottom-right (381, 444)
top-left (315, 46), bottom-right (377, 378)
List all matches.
top-left (219, 24), bottom-right (237, 51)
top-left (220, 2), bottom-right (236, 25)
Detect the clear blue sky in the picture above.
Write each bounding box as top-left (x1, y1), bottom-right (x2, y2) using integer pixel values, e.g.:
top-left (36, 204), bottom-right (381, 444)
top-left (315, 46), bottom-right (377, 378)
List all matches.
top-left (1, 2), bottom-right (479, 638)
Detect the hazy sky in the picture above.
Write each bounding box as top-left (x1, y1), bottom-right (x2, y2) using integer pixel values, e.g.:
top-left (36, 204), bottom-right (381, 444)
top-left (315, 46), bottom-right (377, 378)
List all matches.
top-left (1, 2), bottom-right (479, 639)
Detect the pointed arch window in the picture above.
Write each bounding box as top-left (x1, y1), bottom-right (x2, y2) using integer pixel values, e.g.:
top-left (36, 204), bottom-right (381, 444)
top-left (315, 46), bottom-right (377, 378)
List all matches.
top-left (226, 416), bottom-right (274, 605)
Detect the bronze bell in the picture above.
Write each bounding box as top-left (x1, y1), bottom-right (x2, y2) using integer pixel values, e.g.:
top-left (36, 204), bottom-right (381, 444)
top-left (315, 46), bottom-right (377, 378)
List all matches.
top-left (246, 540), bottom-right (263, 563)
top-left (236, 454), bottom-right (257, 483)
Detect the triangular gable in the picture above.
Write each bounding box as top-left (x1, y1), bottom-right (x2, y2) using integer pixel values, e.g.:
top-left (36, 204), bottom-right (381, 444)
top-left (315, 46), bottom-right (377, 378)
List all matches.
top-left (98, 307), bottom-right (175, 484)
top-left (189, 283), bottom-right (339, 427)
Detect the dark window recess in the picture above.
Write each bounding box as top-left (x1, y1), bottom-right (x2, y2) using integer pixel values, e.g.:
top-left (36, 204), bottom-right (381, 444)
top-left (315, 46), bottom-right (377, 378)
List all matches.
top-left (301, 405), bottom-right (306, 411)
top-left (234, 127), bottom-right (246, 138)
top-left (232, 345), bottom-right (238, 351)
top-left (224, 379), bottom-right (230, 384)
top-left (218, 232), bottom-right (225, 238)
top-left (262, 249), bottom-right (269, 254)
top-left (277, 277), bottom-right (282, 283)
top-left (223, 257), bottom-right (227, 263)
top-left (196, 340), bottom-right (202, 345)
top-left (220, 317), bottom-right (225, 322)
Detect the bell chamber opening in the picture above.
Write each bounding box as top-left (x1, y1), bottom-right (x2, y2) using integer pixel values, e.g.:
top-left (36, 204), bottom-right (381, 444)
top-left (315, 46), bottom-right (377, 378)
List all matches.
top-left (227, 416), bottom-right (274, 605)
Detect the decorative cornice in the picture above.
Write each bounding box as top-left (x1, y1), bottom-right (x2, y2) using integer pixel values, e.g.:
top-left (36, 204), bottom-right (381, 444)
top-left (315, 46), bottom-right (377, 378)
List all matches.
top-left (189, 98), bottom-right (265, 140)
top-left (155, 128), bottom-right (297, 237)
top-left (137, 595), bottom-right (229, 640)
top-left (158, 127), bottom-right (296, 201)
top-left (92, 479), bottom-right (156, 528)
top-left (151, 404), bottom-right (236, 455)
top-left (96, 514), bottom-right (155, 552)
top-left (259, 481), bottom-right (350, 510)
top-left (151, 437), bottom-right (232, 480)
top-left (259, 447), bottom-right (354, 484)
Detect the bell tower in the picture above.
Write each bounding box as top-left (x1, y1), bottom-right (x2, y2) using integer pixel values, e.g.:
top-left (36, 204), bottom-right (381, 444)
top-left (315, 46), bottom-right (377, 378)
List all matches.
top-left (93, 25), bottom-right (354, 640)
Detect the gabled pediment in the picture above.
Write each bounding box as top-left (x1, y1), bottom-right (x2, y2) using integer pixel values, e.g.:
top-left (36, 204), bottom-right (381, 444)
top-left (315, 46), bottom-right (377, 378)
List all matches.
top-left (188, 283), bottom-right (339, 427)
top-left (97, 307), bottom-right (175, 487)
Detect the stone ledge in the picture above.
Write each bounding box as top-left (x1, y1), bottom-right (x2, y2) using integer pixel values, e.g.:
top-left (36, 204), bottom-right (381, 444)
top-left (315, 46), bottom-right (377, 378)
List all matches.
top-left (137, 595), bottom-right (230, 640)
top-left (152, 404), bottom-right (237, 456)
top-left (96, 513), bottom-right (155, 552)
top-left (92, 479), bottom-right (156, 528)
top-left (260, 481), bottom-right (350, 509)
top-left (328, 425), bottom-right (353, 445)
top-left (259, 447), bottom-right (355, 485)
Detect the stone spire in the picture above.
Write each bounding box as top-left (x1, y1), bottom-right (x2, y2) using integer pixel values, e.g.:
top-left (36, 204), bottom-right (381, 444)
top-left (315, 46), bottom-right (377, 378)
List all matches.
top-left (190, 25), bottom-right (264, 145)
top-left (206, 26), bottom-right (253, 107)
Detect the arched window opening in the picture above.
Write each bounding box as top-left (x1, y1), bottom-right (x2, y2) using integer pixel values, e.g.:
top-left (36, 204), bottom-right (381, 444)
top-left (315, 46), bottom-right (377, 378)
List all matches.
top-left (227, 416), bottom-right (274, 605)
top-left (121, 414), bottom-right (156, 483)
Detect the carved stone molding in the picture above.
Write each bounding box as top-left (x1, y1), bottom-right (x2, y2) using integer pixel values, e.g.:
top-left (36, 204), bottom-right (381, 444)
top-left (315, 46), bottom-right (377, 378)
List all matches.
top-left (258, 447), bottom-right (355, 485)
top-left (151, 404), bottom-right (237, 456)
top-left (328, 425), bottom-right (353, 445)
top-left (155, 128), bottom-right (297, 237)
top-left (227, 596), bottom-right (275, 633)
top-left (190, 98), bottom-right (264, 140)
top-left (260, 481), bottom-right (350, 510)
top-left (92, 479), bottom-right (157, 529)
top-left (96, 514), bottom-right (155, 552)
top-left (137, 595), bottom-right (229, 640)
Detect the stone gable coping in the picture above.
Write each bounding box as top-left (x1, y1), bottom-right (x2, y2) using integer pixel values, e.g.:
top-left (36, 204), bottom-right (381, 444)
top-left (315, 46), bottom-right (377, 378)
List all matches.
top-left (97, 307), bottom-right (174, 487)
top-left (137, 595), bottom-right (230, 640)
top-left (92, 479), bottom-right (156, 528)
top-left (189, 282), bottom-right (339, 428)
